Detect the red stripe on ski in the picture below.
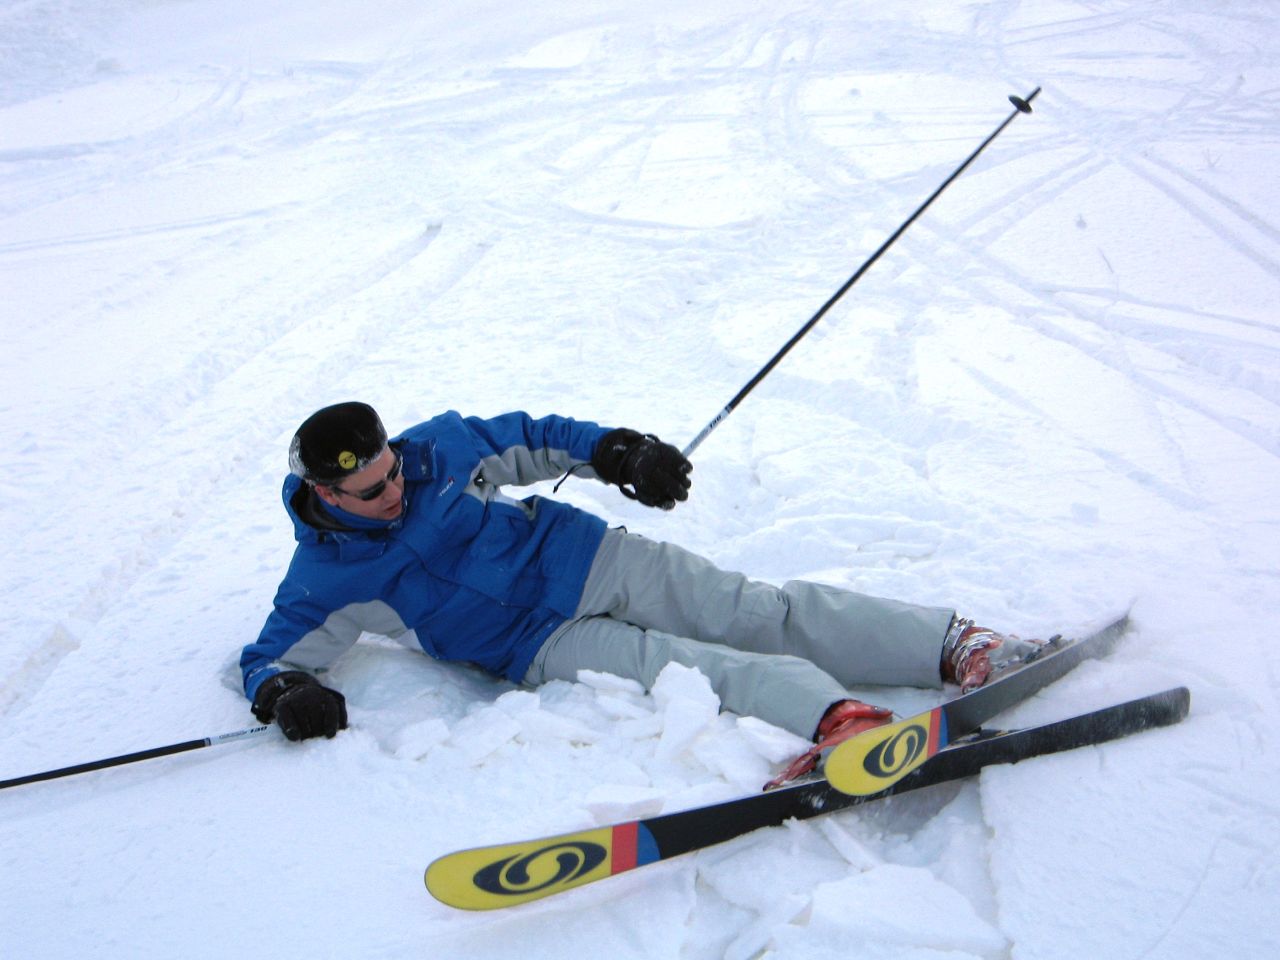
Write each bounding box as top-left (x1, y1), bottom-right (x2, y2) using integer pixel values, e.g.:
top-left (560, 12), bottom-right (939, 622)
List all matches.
top-left (928, 707), bottom-right (944, 754)
top-left (611, 822), bottom-right (639, 873)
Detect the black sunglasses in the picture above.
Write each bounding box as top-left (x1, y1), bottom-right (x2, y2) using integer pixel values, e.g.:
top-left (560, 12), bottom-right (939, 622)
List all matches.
top-left (333, 449), bottom-right (403, 501)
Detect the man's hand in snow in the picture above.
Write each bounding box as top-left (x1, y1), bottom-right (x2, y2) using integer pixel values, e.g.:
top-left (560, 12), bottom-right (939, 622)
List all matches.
top-left (252, 671), bottom-right (348, 741)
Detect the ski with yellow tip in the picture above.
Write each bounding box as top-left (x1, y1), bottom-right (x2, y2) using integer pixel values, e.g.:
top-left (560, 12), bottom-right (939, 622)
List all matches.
top-left (424, 682), bottom-right (1187, 911)
top-left (825, 612), bottom-right (1130, 796)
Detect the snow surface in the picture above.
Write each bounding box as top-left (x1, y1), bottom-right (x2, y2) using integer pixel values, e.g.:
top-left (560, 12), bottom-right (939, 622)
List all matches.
top-left (2, 1), bottom-right (1278, 957)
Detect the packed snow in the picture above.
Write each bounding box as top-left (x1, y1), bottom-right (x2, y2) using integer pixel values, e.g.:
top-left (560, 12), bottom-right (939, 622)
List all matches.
top-left (2, 1), bottom-right (1278, 957)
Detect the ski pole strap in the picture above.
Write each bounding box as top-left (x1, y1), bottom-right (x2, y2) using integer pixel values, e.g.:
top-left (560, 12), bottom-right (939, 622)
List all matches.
top-left (0, 724), bottom-right (274, 791)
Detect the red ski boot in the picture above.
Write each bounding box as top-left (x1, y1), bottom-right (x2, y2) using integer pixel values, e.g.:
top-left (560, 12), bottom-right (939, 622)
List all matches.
top-left (764, 699), bottom-right (893, 790)
top-left (942, 618), bottom-right (1052, 693)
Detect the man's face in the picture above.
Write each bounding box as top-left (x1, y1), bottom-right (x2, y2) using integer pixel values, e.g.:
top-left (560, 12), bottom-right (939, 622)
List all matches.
top-left (314, 446), bottom-right (405, 521)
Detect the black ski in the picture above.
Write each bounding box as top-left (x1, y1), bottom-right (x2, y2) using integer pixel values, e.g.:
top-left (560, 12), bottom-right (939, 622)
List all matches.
top-left (425, 685), bottom-right (1189, 910)
top-left (828, 611), bottom-right (1130, 794)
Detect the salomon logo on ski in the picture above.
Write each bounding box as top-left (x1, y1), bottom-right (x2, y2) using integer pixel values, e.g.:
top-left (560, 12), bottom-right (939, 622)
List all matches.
top-left (829, 708), bottom-right (945, 794)
top-left (862, 718), bottom-right (933, 776)
top-left (473, 841), bottom-right (607, 895)
top-left (425, 821), bottom-right (661, 909)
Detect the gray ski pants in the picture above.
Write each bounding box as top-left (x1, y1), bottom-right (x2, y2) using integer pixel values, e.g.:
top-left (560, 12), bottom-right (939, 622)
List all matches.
top-left (524, 529), bottom-right (954, 739)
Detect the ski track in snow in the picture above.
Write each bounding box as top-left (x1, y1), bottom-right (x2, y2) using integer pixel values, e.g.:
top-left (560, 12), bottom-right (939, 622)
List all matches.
top-left (2, 1), bottom-right (1279, 958)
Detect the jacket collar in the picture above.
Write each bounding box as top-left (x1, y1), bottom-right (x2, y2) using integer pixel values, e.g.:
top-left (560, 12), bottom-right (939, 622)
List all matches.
top-left (283, 474), bottom-right (406, 543)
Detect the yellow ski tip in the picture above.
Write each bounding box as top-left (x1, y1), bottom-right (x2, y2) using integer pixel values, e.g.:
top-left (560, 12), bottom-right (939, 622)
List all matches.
top-left (825, 708), bottom-right (943, 796)
top-left (426, 820), bottom-right (659, 910)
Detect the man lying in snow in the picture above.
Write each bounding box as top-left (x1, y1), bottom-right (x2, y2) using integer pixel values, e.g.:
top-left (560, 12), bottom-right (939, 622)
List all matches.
top-left (240, 402), bottom-right (1042, 783)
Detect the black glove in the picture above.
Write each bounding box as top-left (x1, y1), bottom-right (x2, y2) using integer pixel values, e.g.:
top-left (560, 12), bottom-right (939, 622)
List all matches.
top-left (591, 428), bottom-right (692, 510)
top-left (252, 671), bottom-right (348, 741)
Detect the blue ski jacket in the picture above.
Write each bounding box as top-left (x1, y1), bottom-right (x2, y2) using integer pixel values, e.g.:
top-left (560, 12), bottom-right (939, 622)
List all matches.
top-left (240, 410), bottom-right (613, 703)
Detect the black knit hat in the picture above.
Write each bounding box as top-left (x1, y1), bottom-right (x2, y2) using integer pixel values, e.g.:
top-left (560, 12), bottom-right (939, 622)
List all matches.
top-left (289, 402), bottom-right (388, 483)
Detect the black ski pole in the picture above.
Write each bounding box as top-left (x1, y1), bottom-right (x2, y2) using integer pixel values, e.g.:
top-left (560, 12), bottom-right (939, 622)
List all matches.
top-left (0, 724), bottom-right (273, 791)
top-left (681, 87), bottom-right (1041, 458)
